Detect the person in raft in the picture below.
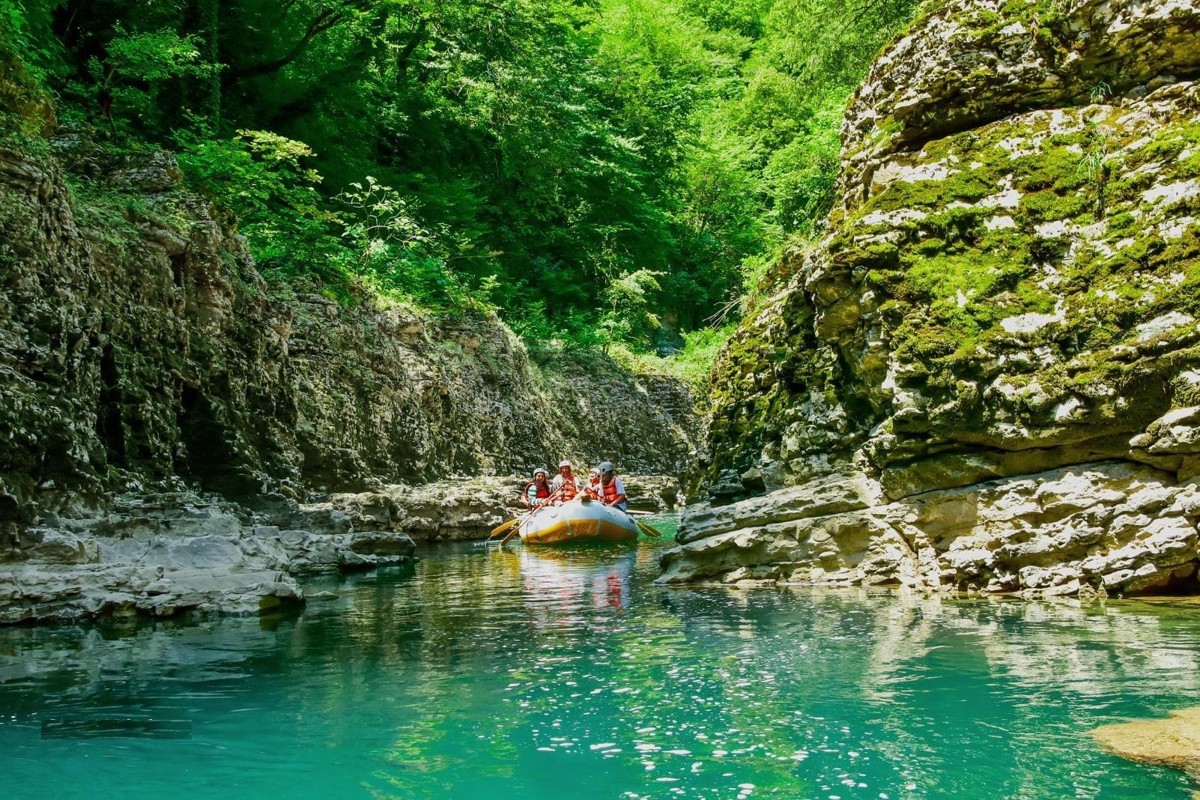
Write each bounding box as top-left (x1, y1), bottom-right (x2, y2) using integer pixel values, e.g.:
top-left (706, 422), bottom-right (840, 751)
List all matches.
top-left (550, 459), bottom-right (582, 501)
top-left (595, 461), bottom-right (628, 511)
top-left (523, 468), bottom-right (552, 508)
top-left (586, 467), bottom-right (602, 497)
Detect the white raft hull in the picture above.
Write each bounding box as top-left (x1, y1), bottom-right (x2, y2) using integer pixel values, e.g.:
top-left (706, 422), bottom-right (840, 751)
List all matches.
top-left (519, 498), bottom-right (638, 545)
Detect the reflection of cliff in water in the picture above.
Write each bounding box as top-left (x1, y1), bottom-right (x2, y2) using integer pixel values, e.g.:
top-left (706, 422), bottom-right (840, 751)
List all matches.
top-left (0, 613), bottom-right (300, 711)
top-left (518, 547), bottom-right (636, 628)
top-left (662, 586), bottom-right (1200, 702)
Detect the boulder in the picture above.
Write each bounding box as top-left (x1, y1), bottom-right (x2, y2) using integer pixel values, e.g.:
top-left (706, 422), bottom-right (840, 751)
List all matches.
top-left (1093, 707), bottom-right (1200, 787)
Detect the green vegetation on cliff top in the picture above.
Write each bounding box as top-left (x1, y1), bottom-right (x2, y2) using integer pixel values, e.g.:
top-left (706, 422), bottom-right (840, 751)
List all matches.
top-left (0, 0), bottom-right (920, 387)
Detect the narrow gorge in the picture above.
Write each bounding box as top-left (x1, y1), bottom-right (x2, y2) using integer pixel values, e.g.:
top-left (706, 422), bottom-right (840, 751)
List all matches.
top-left (4, 1), bottom-right (1200, 795)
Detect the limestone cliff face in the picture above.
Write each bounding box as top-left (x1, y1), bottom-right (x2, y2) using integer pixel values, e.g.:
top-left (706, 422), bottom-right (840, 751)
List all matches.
top-left (0, 141), bottom-right (699, 524)
top-left (672, 0), bottom-right (1200, 596)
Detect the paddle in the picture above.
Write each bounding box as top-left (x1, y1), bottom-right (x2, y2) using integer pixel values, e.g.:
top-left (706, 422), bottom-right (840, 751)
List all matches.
top-left (634, 519), bottom-right (663, 539)
top-left (487, 486), bottom-right (564, 541)
top-left (488, 517), bottom-right (521, 539)
top-left (489, 506), bottom-right (541, 540)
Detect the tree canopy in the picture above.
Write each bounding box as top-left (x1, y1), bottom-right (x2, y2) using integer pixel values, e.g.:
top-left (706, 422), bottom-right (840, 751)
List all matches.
top-left (3, 0), bottom-right (921, 354)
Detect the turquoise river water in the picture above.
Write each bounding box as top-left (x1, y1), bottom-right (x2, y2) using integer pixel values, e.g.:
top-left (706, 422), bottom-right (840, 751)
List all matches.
top-left (1, 520), bottom-right (1198, 799)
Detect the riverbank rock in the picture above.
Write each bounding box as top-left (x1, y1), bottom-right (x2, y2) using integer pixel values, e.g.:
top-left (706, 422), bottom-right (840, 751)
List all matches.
top-left (662, 461), bottom-right (1200, 596)
top-left (0, 492), bottom-right (417, 623)
top-left (675, 0), bottom-right (1200, 594)
top-left (1093, 707), bottom-right (1200, 791)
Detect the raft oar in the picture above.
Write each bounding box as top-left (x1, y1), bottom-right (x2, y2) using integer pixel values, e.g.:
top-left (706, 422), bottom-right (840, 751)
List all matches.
top-left (488, 508), bottom-right (538, 540)
top-left (634, 518), bottom-right (662, 539)
top-left (488, 487), bottom-right (564, 543)
top-left (487, 493), bottom-right (553, 539)
top-left (488, 517), bottom-right (521, 539)
top-left (500, 505), bottom-right (549, 545)
top-left (499, 525), bottom-right (522, 545)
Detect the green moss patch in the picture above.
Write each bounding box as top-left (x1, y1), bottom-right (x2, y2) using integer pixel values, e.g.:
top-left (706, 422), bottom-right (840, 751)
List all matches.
top-left (836, 93), bottom-right (1200, 385)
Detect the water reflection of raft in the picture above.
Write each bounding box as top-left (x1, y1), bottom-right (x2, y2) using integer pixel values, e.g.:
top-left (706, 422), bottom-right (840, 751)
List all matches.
top-left (519, 498), bottom-right (639, 545)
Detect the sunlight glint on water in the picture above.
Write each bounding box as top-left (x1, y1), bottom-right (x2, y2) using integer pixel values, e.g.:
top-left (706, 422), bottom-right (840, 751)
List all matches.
top-left (0, 519), bottom-right (1197, 799)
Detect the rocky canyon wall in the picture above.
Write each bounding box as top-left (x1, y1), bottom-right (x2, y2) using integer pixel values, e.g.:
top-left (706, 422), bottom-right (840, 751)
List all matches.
top-left (669, 0), bottom-right (1200, 597)
top-left (0, 140), bottom-right (699, 521)
top-left (0, 135), bottom-right (699, 622)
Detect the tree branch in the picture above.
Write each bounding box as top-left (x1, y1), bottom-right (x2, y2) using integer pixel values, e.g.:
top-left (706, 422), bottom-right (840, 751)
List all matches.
top-left (223, 7), bottom-right (345, 87)
top-left (395, 16), bottom-right (428, 82)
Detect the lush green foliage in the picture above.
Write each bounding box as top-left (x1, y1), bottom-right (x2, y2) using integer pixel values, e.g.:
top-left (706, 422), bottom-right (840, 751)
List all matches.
top-left (2, 0), bottom-right (920, 361)
top-left (610, 324), bottom-right (736, 398)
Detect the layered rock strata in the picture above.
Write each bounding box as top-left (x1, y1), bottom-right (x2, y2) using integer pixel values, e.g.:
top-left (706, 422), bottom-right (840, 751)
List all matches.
top-left (664, 460), bottom-right (1199, 595)
top-left (0, 492), bottom-right (417, 624)
top-left (670, 0), bottom-right (1200, 595)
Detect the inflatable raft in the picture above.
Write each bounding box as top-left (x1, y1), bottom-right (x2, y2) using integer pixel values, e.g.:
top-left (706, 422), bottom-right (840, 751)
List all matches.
top-left (519, 498), bottom-right (639, 545)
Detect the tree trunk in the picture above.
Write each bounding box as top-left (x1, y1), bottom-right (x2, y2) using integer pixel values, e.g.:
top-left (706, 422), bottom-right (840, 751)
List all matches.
top-left (197, 0), bottom-right (220, 128)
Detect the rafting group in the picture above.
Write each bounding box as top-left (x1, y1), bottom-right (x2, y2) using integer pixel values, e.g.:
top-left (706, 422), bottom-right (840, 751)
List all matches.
top-left (488, 460), bottom-right (661, 545)
top-left (524, 460), bottom-right (625, 510)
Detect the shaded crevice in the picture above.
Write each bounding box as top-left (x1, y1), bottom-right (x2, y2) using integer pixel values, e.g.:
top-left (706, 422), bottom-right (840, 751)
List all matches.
top-left (96, 344), bottom-right (125, 466)
top-left (297, 436), bottom-right (325, 485)
top-left (169, 253), bottom-right (185, 288)
top-left (1124, 559), bottom-right (1200, 597)
top-left (176, 385), bottom-right (236, 489)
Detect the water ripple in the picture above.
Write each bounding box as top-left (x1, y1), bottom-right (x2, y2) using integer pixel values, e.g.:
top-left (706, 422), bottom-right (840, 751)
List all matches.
top-left (0, 534), bottom-right (1198, 799)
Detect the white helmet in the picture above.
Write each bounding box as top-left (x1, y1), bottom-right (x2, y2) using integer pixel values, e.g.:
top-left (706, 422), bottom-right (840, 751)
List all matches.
top-left (533, 467), bottom-right (548, 478)
top-left (559, 459), bottom-right (572, 468)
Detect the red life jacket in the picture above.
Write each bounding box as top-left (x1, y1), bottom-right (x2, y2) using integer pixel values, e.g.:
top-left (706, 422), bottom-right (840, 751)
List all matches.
top-left (525, 481), bottom-right (551, 503)
top-left (559, 474), bottom-right (578, 501)
top-left (600, 478), bottom-right (622, 504)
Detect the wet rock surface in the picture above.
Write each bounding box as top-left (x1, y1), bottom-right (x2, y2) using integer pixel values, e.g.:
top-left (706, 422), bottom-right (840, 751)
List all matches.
top-left (682, 0), bottom-right (1200, 593)
top-left (663, 461), bottom-right (1200, 596)
top-left (0, 492), bottom-right (417, 624)
top-left (1093, 707), bottom-right (1200, 791)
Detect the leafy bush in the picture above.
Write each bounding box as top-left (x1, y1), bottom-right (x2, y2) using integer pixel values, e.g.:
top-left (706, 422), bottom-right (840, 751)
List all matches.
top-left (600, 269), bottom-right (665, 352)
top-left (176, 128), bottom-right (353, 296)
top-left (0, 1), bottom-right (56, 137)
top-left (608, 324), bottom-right (735, 396)
top-left (92, 26), bottom-right (217, 137)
